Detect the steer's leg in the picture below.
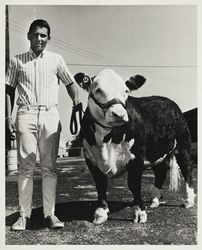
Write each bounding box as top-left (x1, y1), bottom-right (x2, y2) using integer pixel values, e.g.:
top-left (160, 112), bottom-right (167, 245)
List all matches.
top-left (85, 159), bottom-right (109, 224)
top-left (176, 131), bottom-right (196, 208)
top-left (127, 158), bottom-right (147, 223)
top-left (150, 162), bottom-right (168, 208)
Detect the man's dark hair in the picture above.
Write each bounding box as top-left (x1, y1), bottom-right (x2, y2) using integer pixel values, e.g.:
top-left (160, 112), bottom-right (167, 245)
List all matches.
top-left (28, 19), bottom-right (51, 37)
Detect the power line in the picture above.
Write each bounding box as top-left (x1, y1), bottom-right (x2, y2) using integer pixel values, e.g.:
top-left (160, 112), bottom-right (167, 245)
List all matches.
top-left (10, 23), bottom-right (196, 68)
top-left (9, 19), bottom-right (196, 85)
top-left (67, 63), bottom-right (197, 68)
top-left (10, 19), bottom-right (196, 69)
top-left (10, 20), bottom-right (132, 69)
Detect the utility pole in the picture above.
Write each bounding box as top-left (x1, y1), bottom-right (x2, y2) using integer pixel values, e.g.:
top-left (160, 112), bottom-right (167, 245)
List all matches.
top-left (5, 5), bottom-right (12, 152)
top-left (5, 6), bottom-right (18, 173)
top-left (6, 5), bottom-right (9, 72)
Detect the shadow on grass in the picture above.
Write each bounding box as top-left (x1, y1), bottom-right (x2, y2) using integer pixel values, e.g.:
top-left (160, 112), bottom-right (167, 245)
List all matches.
top-left (6, 200), bottom-right (132, 230)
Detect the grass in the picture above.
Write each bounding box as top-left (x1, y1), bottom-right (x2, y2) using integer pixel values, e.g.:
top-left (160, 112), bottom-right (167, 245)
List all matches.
top-left (5, 161), bottom-right (197, 245)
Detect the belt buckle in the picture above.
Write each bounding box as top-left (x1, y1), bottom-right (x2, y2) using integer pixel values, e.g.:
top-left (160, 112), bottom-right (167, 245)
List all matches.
top-left (38, 105), bottom-right (50, 111)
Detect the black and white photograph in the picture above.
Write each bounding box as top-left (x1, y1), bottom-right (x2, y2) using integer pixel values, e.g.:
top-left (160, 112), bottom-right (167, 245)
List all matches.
top-left (1, 0), bottom-right (199, 246)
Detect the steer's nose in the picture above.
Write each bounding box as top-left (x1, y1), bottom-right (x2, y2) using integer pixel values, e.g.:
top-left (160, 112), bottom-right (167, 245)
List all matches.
top-left (112, 111), bottom-right (128, 121)
top-left (112, 112), bottom-right (123, 119)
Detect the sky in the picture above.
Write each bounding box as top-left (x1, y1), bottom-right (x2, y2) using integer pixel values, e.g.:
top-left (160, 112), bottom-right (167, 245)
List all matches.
top-left (5, 3), bottom-right (197, 142)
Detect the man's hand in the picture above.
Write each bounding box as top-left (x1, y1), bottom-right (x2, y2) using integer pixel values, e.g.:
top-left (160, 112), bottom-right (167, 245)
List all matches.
top-left (6, 118), bottom-right (16, 140)
top-left (73, 98), bottom-right (80, 107)
top-left (66, 82), bottom-right (80, 107)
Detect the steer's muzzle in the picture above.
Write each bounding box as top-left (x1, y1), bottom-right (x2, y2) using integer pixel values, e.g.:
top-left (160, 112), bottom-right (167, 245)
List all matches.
top-left (107, 104), bottom-right (129, 125)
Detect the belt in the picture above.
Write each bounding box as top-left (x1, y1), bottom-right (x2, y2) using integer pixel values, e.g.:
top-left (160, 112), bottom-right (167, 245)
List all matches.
top-left (18, 104), bottom-right (58, 111)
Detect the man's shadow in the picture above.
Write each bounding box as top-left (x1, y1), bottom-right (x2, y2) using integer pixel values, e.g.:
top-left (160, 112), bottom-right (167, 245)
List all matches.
top-left (6, 200), bottom-right (132, 230)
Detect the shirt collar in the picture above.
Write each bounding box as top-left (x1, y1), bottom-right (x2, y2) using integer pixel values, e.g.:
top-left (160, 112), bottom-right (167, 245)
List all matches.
top-left (29, 48), bottom-right (47, 58)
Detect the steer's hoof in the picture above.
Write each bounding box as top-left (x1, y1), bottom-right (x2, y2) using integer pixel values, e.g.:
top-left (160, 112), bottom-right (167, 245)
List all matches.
top-left (133, 206), bottom-right (147, 223)
top-left (93, 207), bottom-right (110, 224)
top-left (150, 197), bottom-right (160, 208)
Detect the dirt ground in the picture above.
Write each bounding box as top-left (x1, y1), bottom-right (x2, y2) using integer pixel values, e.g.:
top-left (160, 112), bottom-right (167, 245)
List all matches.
top-left (5, 159), bottom-right (197, 245)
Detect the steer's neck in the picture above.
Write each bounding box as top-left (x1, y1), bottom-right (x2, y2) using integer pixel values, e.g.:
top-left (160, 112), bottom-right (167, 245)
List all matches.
top-left (94, 123), bottom-right (112, 146)
top-left (86, 105), bottom-right (112, 129)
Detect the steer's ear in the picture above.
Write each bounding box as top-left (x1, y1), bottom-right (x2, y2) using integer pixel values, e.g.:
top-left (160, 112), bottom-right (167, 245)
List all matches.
top-left (125, 75), bottom-right (146, 91)
top-left (74, 72), bottom-right (92, 92)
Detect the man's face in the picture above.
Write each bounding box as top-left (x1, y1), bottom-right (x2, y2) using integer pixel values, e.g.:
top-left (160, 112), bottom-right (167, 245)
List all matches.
top-left (28, 26), bottom-right (50, 54)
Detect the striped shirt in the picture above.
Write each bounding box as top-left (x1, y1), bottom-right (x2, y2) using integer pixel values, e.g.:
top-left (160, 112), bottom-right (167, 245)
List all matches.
top-left (6, 48), bottom-right (75, 106)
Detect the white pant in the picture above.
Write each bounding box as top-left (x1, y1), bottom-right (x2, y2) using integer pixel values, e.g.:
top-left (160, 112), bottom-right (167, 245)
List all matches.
top-left (15, 105), bottom-right (61, 218)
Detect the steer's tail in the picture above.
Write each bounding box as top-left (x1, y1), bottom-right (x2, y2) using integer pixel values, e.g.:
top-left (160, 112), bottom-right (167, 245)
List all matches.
top-left (169, 154), bottom-right (181, 191)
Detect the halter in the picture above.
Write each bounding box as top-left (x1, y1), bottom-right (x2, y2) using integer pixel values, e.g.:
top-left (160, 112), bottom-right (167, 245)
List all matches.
top-left (88, 92), bottom-right (127, 129)
top-left (89, 92), bottom-right (126, 111)
top-left (86, 108), bottom-right (113, 130)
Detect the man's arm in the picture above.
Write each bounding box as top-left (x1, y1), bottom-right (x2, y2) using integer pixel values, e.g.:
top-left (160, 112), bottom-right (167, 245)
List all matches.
top-left (56, 55), bottom-right (80, 106)
top-left (6, 85), bottom-right (16, 134)
top-left (66, 82), bottom-right (80, 106)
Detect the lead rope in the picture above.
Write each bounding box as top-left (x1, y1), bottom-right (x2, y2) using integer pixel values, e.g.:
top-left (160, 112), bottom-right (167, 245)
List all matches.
top-left (70, 103), bottom-right (83, 135)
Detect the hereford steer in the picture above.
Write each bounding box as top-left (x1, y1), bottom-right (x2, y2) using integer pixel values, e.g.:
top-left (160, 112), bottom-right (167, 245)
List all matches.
top-left (74, 69), bottom-right (196, 224)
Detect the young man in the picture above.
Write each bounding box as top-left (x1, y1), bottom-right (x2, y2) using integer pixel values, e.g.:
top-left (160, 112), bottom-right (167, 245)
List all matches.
top-left (6, 19), bottom-right (80, 230)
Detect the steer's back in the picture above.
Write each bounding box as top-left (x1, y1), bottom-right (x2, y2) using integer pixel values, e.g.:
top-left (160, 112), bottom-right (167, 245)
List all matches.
top-left (126, 95), bottom-right (190, 161)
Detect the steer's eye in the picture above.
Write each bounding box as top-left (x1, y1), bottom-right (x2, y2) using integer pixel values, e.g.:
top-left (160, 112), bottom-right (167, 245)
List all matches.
top-left (124, 88), bottom-right (129, 97)
top-left (94, 87), bottom-right (105, 97)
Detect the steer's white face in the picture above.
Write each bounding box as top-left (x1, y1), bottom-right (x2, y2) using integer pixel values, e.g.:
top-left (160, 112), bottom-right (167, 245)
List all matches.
top-left (88, 69), bottom-right (129, 127)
